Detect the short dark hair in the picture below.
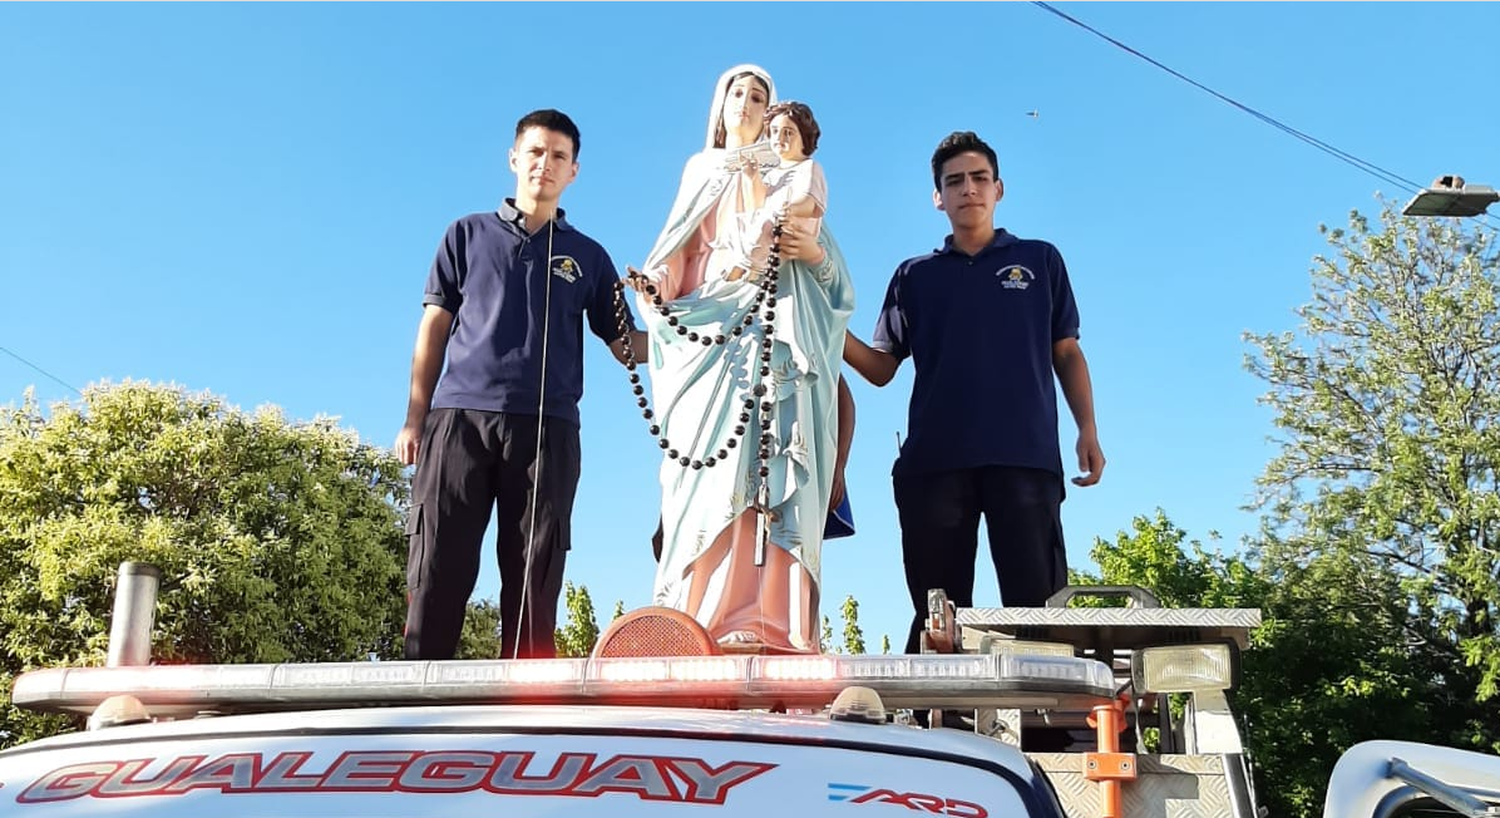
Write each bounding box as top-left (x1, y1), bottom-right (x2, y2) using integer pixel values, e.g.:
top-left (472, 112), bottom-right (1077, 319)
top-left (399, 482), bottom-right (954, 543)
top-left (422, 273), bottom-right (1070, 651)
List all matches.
top-left (930, 130), bottom-right (998, 190)
top-left (765, 100), bottom-right (821, 156)
top-left (515, 109), bottom-right (580, 159)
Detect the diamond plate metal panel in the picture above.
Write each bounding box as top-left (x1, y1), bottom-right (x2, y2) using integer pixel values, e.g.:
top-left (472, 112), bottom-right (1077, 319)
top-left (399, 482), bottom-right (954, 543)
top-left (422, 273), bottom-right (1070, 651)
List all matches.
top-left (1030, 754), bottom-right (1237, 818)
top-left (957, 607), bottom-right (1262, 648)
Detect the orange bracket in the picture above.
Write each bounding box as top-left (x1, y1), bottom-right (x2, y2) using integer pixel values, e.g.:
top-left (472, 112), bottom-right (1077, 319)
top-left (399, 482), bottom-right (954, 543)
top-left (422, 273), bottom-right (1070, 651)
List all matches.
top-left (1083, 695), bottom-right (1137, 818)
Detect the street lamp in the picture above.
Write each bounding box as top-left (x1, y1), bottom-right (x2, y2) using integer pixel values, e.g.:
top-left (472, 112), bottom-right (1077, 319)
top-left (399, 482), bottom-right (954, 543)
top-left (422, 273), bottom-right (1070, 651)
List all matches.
top-left (1401, 175), bottom-right (1499, 217)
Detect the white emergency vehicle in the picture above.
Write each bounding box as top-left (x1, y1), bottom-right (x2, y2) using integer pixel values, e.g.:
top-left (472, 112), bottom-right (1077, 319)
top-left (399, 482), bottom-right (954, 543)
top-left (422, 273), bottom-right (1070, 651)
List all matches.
top-left (2, 565), bottom-right (1496, 818)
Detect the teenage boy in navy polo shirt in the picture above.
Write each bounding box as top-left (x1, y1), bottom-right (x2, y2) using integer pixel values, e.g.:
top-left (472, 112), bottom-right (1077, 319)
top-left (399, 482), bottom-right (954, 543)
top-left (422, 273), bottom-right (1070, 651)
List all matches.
top-left (843, 130), bottom-right (1105, 653)
top-left (395, 109), bottom-right (644, 661)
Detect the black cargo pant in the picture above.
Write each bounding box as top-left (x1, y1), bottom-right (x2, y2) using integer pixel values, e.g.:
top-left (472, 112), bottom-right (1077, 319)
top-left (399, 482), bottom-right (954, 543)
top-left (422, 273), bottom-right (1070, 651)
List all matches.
top-left (896, 465), bottom-right (1066, 654)
top-left (404, 408), bottom-right (580, 660)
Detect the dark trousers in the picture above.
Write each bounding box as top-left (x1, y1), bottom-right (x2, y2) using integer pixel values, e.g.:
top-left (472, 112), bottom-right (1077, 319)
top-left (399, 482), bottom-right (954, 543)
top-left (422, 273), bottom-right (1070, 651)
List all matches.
top-left (404, 408), bottom-right (581, 660)
top-left (895, 466), bottom-right (1066, 653)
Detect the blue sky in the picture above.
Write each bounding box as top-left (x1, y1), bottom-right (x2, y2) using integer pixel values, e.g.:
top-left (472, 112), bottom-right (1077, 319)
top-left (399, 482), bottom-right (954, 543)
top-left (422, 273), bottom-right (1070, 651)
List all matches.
top-left (3, 3), bottom-right (1497, 649)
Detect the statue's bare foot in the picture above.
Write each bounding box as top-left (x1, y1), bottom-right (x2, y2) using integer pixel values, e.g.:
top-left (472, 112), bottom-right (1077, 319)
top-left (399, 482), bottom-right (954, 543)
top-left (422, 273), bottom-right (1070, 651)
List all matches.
top-left (717, 630), bottom-right (765, 653)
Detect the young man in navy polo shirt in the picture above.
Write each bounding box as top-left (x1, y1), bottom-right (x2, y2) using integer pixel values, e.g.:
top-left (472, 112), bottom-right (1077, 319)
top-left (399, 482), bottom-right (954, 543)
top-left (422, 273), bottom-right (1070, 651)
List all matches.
top-left (843, 130), bottom-right (1105, 653)
top-left (395, 109), bottom-right (643, 660)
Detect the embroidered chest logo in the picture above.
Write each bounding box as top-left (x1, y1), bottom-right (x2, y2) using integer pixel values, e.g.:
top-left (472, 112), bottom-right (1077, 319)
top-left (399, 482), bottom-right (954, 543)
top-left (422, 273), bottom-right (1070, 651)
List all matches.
top-left (550, 255), bottom-right (582, 283)
top-left (996, 264), bottom-right (1034, 291)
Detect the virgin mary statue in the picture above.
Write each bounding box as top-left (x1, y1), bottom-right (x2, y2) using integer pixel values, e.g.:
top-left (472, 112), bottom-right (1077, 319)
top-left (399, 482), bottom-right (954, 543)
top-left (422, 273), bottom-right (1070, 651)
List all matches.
top-left (633, 64), bottom-right (854, 653)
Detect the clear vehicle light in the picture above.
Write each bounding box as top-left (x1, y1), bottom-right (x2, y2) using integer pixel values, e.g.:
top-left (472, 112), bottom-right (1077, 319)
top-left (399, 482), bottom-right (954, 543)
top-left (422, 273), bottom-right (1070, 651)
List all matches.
top-left (1133, 643), bottom-right (1236, 693)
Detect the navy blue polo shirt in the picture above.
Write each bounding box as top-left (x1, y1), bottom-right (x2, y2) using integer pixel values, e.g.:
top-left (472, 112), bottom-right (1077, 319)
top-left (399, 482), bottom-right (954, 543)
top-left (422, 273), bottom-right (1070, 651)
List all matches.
top-left (872, 229), bottom-right (1080, 477)
top-left (425, 200), bottom-right (634, 427)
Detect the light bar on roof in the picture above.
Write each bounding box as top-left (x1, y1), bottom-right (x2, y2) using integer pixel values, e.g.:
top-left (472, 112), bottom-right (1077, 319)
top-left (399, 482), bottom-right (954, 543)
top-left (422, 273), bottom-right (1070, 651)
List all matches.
top-left (13, 653), bottom-right (1118, 720)
top-left (590, 656), bottom-right (743, 683)
top-left (431, 658), bottom-right (587, 686)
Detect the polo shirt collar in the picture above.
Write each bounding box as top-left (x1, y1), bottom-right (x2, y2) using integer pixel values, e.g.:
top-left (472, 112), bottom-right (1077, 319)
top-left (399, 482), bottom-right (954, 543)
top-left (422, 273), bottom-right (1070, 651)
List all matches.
top-left (937, 228), bottom-right (1017, 257)
top-left (497, 198), bottom-right (575, 233)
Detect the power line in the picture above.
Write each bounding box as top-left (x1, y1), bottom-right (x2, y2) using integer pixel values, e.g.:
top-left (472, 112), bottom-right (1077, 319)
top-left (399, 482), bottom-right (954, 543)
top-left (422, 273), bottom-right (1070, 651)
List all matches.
top-left (0, 345), bottom-right (82, 395)
top-left (1030, 1), bottom-right (1422, 193)
top-left (1031, 2), bottom-right (1500, 230)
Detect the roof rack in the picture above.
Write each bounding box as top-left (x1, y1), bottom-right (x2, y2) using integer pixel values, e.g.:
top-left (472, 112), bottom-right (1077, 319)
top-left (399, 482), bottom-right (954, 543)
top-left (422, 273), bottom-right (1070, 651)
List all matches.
top-left (956, 586), bottom-right (1261, 653)
top-left (958, 604), bottom-right (1260, 651)
top-left (919, 587), bottom-right (1258, 758)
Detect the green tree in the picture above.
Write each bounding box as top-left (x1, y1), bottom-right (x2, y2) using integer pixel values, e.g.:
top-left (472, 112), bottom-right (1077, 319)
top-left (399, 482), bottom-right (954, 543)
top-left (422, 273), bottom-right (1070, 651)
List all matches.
top-left (459, 588), bottom-right (623, 660)
top-left (1070, 509), bottom-right (1267, 609)
top-left (454, 599), bottom-right (502, 659)
top-left (840, 595), bottom-right (866, 655)
top-left (1079, 509), bottom-right (1466, 818)
top-left (1238, 553), bottom-right (1438, 818)
top-left (1245, 202), bottom-right (1500, 738)
top-left (0, 382), bottom-right (408, 748)
top-left (554, 582), bottom-right (600, 658)
top-left (817, 599), bottom-right (882, 655)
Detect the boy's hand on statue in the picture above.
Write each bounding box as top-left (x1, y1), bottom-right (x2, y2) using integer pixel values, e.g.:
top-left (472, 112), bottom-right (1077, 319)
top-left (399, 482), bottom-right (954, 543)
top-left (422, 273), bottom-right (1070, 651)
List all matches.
top-left (624, 266), bottom-right (652, 293)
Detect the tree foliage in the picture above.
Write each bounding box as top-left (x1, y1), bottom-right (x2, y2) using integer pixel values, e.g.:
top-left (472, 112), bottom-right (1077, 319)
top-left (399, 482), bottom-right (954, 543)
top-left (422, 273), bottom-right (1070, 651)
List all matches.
top-left (1070, 510), bottom-right (1266, 609)
top-left (1246, 203), bottom-right (1500, 700)
top-left (554, 582), bottom-right (600, 658)
top-left (455, 599), bottom-right (502, 660)
top-left (1074, 509), bottom-right (1442, 818)
top-left (817, 595), bottom-right (879, 655)
top-left (1246, 202), bottom-right (1500, 735)
top-left (840, 595), bottom-right (866, 655)
top-left (0, 382), bottom-right (408, 748)
top-left (424, 587), bottom-right (623, 661)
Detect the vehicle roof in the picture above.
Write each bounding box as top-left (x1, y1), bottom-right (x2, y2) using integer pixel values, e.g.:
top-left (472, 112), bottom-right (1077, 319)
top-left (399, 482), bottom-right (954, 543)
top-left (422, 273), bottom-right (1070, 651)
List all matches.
top-left (1323, 740), bottom-right (1500, 818)
top-left (0, 703), bottom-right (1037, 773)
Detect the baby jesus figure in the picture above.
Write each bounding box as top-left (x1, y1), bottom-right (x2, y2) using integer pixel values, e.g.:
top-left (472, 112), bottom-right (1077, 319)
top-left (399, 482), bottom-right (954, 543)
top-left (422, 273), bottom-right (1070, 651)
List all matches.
top-left (729, 101), bottom-right (828, 283)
